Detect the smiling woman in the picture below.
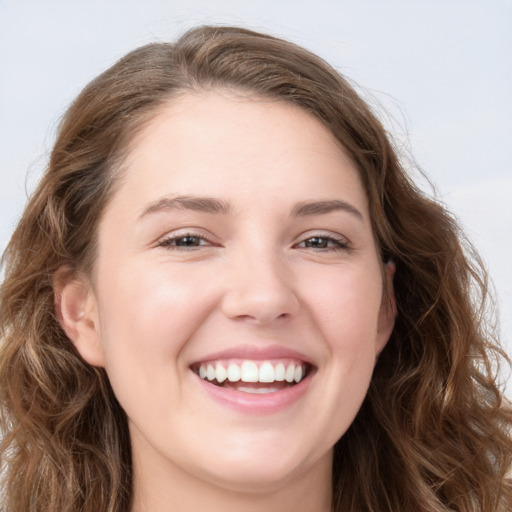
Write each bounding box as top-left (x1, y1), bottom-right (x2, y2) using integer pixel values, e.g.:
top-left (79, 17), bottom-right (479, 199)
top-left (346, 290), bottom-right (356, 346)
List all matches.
top-left (0, 26), bottom-right (511, 512)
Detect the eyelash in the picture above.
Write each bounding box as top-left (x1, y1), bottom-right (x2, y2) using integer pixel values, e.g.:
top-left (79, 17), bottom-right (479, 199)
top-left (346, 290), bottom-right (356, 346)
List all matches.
top-left (157, 232), bottom-right (351, 253)
top-left (294, 235), bottom-right (350, 252)
top-left (157, 232), bottom-right (215, 251)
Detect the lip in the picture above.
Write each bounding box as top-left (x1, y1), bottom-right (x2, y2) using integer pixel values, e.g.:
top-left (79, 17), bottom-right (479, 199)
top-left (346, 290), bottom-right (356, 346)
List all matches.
top-left (190, 344), bottom-right (314, 366)
top-left (193, 369), bottom-right (314, 414)
top-left (189, 344), bottom-right (316, 414)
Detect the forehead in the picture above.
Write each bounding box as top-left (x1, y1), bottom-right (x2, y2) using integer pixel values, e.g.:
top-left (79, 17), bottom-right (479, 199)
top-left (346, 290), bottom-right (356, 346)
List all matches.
top-left (110, 90), bottom-right (368, 215)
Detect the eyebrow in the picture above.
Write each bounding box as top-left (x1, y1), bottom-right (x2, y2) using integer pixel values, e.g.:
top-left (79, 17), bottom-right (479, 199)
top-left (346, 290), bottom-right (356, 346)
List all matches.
top-left (140, 195), bottom-right (231, 218)
top-left (139, 195), bottom-right (363, 221)
top-left (291, 200), bottom-right (363, 221)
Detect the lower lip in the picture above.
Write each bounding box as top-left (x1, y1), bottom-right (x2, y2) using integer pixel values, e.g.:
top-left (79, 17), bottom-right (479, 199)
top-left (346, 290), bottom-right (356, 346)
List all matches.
top-left (194, 372), bottom-right (313, 414)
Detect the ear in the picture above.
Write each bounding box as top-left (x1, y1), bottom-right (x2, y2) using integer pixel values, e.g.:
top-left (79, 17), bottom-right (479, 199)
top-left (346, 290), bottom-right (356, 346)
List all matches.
top-left (54, 267), bottom-right (105, 367)
top-left (376, 261), bottom-right (397, 354)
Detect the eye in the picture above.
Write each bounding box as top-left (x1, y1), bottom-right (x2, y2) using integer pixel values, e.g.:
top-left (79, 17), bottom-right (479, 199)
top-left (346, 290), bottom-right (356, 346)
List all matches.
top-left (157, 233), bottom-right (214, 250)
top-left (295, 235), bottom-right (350, 252)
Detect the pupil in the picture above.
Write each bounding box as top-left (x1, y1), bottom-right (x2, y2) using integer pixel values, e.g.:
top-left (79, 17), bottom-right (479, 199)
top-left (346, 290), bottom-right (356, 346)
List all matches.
top-left (307, 237), bottom-right (327, 248)
top-left (177, 236), bottom-right (199, 246)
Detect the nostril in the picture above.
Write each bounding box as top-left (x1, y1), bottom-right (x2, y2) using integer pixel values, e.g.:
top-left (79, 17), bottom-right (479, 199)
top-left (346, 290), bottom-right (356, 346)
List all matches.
top-left (222, 298), bottom-right (299, 326)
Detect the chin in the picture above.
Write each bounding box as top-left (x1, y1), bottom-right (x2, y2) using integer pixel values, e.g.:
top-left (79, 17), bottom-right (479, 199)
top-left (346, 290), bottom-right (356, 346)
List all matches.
top-left (200, 462), bottom-right (306, 494)
top-left (193, 441), bottom-right (326, 495)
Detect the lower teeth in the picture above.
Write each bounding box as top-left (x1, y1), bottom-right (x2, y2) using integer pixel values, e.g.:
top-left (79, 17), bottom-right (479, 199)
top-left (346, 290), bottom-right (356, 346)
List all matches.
top-left (236, 386), bottom-right (281, 394)
top-left (216, 379), bottom-right (293, 393)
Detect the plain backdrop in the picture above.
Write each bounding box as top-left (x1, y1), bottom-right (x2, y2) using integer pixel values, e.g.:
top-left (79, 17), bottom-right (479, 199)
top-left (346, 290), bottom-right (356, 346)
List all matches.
top-left (0, 0), bottom-right (511, 394)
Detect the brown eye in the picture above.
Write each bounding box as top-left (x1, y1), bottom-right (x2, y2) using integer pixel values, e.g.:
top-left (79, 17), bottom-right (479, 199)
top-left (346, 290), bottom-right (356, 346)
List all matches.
top-left (297, 236), bottom-right (349, 251)
top-left (304, 237), bottom-right (330, 249)
top-left (158, 233), bottom-right (212, 250)
top-left (173, 235), bottom-right (203, 247)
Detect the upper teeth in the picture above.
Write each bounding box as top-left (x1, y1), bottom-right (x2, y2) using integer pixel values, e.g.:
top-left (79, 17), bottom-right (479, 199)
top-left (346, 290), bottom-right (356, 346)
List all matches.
top-left (197, 360), bottom-right (305, 384)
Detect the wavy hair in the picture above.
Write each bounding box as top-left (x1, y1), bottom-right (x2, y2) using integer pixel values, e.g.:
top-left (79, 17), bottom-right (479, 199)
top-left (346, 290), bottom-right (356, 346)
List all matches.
top-left (1, 25), bottom-right (511, 512)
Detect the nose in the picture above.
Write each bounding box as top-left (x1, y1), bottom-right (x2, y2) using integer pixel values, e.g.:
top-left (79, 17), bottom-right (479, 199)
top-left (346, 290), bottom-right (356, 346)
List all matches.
top-left (221, 251), bottom-right (300, 326)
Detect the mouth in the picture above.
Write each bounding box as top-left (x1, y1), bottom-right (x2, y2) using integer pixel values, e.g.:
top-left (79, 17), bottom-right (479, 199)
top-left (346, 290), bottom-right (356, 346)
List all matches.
top-left (190, 358), bottom-right (313, 394)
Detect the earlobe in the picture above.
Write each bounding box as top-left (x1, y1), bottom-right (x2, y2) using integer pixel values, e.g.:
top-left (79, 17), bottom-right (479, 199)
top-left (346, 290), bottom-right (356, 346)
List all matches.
top-left (376, 261), bottom-right (397, 352)
top-left (54, 267), bottom-right (105, 367)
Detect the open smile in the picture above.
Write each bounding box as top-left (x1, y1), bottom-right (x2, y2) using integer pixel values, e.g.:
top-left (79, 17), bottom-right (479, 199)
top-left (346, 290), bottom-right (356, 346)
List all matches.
top-left (192, 358), bottom-right (312, 394)
top-left (190, 349), bottom-right (316, 413)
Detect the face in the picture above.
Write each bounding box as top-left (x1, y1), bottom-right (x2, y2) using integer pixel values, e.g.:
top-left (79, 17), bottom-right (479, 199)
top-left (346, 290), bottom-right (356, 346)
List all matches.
top-left (60, 91), bottom-right (395, 497)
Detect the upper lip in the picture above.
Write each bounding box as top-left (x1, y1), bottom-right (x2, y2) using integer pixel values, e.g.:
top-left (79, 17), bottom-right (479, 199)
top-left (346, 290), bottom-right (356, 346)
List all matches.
top-left (190, 344), bottom-right (315, 367)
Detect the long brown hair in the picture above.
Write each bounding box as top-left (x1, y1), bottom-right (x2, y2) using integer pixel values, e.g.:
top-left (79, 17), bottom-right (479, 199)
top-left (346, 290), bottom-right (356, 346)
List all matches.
top-left (1, 25), bottom-right (511, 512)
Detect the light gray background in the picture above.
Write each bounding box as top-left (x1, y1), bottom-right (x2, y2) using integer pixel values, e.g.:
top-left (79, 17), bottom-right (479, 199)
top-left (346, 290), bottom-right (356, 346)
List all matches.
top-left (1, 0), bottom-right (511, 393)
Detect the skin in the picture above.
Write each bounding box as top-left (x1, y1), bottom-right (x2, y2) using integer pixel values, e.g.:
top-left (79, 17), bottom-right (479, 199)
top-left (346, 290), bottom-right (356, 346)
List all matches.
top-left (58, 90), bottom-right (396, 512)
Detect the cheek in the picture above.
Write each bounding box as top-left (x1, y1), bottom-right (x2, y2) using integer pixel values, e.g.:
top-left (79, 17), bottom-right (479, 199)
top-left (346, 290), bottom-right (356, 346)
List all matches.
top-left (302, 263), bottom-right (383, 350)
top-left (93, 262), bottom-right (220, 428)
top-left (95, 261), bottom-right (217, 376)
top-left (275, 264), bottom-right (384, 452)
top-left (304, 264), bottom-right (383, 393)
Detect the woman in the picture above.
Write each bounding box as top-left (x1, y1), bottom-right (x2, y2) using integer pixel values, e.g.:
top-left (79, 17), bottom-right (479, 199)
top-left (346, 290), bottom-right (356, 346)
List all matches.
top-left (0, 25), bottom-right (510, 512)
